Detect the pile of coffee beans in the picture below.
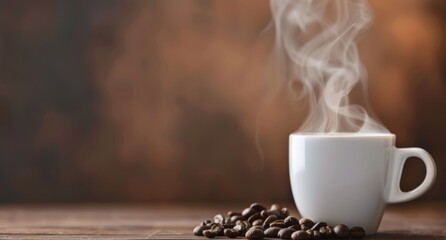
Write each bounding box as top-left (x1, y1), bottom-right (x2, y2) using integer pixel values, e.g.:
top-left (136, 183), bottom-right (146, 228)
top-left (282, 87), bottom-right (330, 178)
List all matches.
top-left (193, 203), bottom-right (366, 239)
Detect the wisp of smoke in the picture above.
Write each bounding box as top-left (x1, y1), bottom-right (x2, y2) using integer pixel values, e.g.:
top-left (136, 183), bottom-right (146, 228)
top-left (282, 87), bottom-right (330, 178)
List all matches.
top-left (270, 0), bottom-right (388, 133)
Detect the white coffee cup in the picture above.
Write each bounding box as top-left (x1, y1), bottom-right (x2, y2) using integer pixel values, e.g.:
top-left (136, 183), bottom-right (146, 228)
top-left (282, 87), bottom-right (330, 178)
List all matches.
top-left (289, 133), bottom-right (436, 234)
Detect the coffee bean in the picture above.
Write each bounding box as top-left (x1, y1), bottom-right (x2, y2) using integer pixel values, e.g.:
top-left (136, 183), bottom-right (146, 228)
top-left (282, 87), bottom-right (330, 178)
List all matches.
top-left (230, 215), bottom-right (243, 223)
top-left (228, 211), bottom-right (241, 217)
top-left (253, 219), bottom-right (263, 226)
top-left (319, 226), bottom-right (334, 238)
top-left (236, 220), bottom-right (249, 226)
top-left (193, 225), bottom-right (210, 236)
top-left (278, 228), bottom-right (295, 239)
top-left (250, 203), bottom-right (267, 212)
top-left (261, 209), bottom-right (280, 218)
top-left (211, 224), bottom-right (224, 236)
top-left (313, 230), bottom-right (321, 239)
top-left (193, 226), bottom-right (202, 236)
top-left (305, 230), bottom-right (313, 238)
top-left (326, 226), bottom-right (336, 237)
top-left (291, 230), bottom-right (310, 240)
top-left (270, 204), bottom-right (282, 211)
top-left (299, 218), bottom-right (315, 228)
top-left (264, 227), bottom-right (281, 238)
top-left (194, 204), bottom-right (365, 240)
top-left (280, 208), bottom-right (290, 219)
top-left (242, 207), bottom-right (257, 219)
top-left (270, 219), bottom-right (286, 228)
top-left (213, 214), bottom-right (225, 224)
top-left (248, 212), bottom-right (262, 223)
top-left (310, 221), bottom-right (327, 231)
top-left (284, 216), bottom-right (299, 227)
top-left (201, 220), bottom-right (212, 226)
top-left (326, 226), bottom-right (335, 237)
top-left (212, 222), bottom-right (223, 227)
top-left (245, 228), bottom-right (265, 239)
top-left (334, 224), bottom-right (349, 239)
top-left (289, 224), bottom-right (301, 230)
top-left (260, 210), bottom-right (267, 218)
top-left (350, 226), bottom-right (366, 239)
top-left (300, 224), bottom-right (309, 230)
top-left (233, 224), bottom-right (247, 236)
top-left (319, 227), bottom-right (327, 236)
top-left (250, 225), bottom-right (264, 231)
top-left (263, 215), bottom-right (278, 228)
top-left (223, 223), bottom-right (236, 228)
top-left (224, 228), bottom-right (239, 238)
top-left (203, 230), bottom-right (216, 238)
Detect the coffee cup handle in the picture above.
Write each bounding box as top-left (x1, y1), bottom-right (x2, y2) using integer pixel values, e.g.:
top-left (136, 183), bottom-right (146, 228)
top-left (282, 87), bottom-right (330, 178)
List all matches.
top-left (386, 148), bottom-right (437, 203)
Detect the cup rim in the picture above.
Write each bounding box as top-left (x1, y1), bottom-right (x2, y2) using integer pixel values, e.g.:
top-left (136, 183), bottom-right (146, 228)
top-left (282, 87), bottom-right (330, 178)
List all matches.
top-left (290, 132), bottom-right (395, 138)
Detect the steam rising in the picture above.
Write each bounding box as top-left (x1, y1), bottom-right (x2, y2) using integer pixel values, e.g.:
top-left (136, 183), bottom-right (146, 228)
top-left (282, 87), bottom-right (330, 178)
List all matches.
top-left (270, 0), bottom-right (388, 133)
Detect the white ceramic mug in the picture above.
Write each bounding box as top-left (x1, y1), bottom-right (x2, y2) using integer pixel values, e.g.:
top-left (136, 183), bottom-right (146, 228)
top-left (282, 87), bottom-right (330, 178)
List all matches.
top-left (289, 133), bottom-right (436, 234)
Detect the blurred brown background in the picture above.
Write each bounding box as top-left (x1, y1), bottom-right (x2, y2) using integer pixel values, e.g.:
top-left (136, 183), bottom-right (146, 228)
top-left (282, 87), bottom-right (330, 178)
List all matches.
top-left (0, 0), bottom-right (445, 203)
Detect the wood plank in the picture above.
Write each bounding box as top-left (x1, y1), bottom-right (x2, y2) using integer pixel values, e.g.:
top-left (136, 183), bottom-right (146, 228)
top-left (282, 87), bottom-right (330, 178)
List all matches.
top-left (0, 202), bottom-right (444, 239)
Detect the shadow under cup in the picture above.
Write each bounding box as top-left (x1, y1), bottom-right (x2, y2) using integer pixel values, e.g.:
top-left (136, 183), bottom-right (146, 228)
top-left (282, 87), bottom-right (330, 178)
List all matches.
top-left (289, 133), bottom-right (436, 234)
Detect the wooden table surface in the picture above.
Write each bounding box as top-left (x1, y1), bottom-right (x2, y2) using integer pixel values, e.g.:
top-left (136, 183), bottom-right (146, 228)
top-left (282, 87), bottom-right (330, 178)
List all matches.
top-left (0, 202), bottom-right (444, 239)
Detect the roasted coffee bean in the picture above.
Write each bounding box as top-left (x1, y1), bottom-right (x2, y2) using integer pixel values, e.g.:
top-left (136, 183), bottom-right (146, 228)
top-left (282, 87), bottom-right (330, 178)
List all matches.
top-left (193, 225), bottom-right (210, 236)
top-left (203, 230), bottom-right (216, 238)
top-left (201, 220), bottom-right (212, 226)
top-left (223, 223), bottom-right (236, 228)
top-left (278, 228), bottom-right (295, 239)
top-left (236, 220), bottom-right (250, 227)
top-left (237, 219), bottom-right (250, 226)
top-left (245, 228), bottom-right (265, 239)
top-left (250, 225), bottom-right (264, 231)
top-left (326, 226), bottom-right (335, 237)
top-left (228, 211), bottom-right (241, 217)
top-left (233, 224), bottom-right (247, 236)
top-left (350, 226), bottom-right (366, 239)
top-left (224, 228), bottom-right (239, 238)
top-left (305, 230), bottom-right (313, 238)
top-left (299, 218), bottom-right (315, 228)
top-left (270, 204), bottom-right (282, 211)
top-left (213, 214), bottom-right (225, 224)
top-left (300, 224), bottom-right (309, 230)
top-left (211, 224), bottom-right (224, 236)
top-left (209, 222), bottom-right (221, 227)
top-left (319, 226), bottom-right (334, 238)
top-left (260, 210), bottom-right (267, 218)
top-left (313, 230), bottom-right (321, 239)
top-left (261, 209), bottom-right (280, 218)
top-left (242, 207), bottom-right (257, 219)
top-left (253, 219), bottom-right (263, 226)
top-left (328, 226), bottom-right (336, 238)
top-left (264, 227), bottom-right (281, 238)
top-left (194, 204), bottom-right (364, 240)
top-left (250, 203), bottom-right (267, 212)
top-left (334, 224), bottom-right (349, 239)
top-left (248, 212), bottom-right (262, 223)
top-left (310, 221), bottom-right (327, 231)
top-left (270, 219), bottom-right (286, 228)
top-left (289, 224), bottom-right (301, 230)
top-left (319, 226), bottom-right (327, 236)
top-left (230, 215), bottom-right (243, 223)
top-left (193, 226), bottom-right (203, 236)
top-left (263, 215), bottom-right (278, 228)
top-left (291, 230), bottom-right (310, 240)
top-left (260, 210), bottom-right (264, 219)
top-left (284, 216), bottom-right (299, 227)
top-left (279, 208), bottom-right (290, 219)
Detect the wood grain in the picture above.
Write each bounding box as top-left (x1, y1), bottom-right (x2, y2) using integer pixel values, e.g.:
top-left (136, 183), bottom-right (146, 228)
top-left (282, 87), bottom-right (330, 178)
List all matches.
top-left (0, 202), bottom-right (444, 239)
